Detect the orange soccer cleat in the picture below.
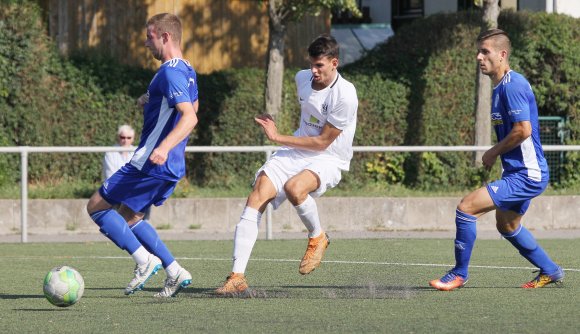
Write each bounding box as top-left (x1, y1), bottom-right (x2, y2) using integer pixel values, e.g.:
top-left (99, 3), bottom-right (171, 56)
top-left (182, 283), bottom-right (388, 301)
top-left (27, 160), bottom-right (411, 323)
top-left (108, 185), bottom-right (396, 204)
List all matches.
top-left (429, 271), bottom-right (468, 291)
top-left (299, 232), bottom-right (330, 275)
top-left (215, 272), bottom-right (249, 295)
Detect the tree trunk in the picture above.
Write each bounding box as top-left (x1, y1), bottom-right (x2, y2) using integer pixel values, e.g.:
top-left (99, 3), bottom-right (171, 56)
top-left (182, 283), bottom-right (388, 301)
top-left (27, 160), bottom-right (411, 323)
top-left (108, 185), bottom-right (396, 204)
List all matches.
top-left (473, 0), bottom-right (500, 166)
top-left (264, 1), bottom-right (286, 120)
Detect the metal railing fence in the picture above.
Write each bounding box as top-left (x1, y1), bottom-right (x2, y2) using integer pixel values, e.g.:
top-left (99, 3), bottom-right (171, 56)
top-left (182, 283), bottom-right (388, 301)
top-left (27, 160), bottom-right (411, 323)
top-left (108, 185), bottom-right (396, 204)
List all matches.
top-left (2, 145), bottom-right (580, 243)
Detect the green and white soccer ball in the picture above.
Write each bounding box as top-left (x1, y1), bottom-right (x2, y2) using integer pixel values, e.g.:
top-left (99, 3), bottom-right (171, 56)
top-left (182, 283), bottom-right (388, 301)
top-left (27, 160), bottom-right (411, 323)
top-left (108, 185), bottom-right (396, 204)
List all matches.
top-left (43, 266), bottom-right (84, 307)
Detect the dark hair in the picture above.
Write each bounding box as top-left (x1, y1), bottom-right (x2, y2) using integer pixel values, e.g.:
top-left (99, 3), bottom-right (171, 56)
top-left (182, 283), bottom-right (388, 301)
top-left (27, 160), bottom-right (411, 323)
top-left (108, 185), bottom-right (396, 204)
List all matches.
top-left (477, 28), bottom-right (509, 42)
top-left (308, 34), bottom-right (339, 59)
top-left (477, 28), bottom-right (511, 55)
top-left (146, 13), bottom-right (182, 43)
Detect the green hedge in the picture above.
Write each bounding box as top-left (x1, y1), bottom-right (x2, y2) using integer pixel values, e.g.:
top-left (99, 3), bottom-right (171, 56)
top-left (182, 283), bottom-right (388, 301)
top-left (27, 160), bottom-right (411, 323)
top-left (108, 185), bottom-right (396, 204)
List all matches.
top-left (1, 2), bottom-right (578, 192)
top-left (190, 69), bottom-right (409, 188)
top-left (0, 1), bottom-right (146, 187)
top-left (191, 68), bottom-right (269, 188)
top-left (346, 9), bottom-right (579, 189)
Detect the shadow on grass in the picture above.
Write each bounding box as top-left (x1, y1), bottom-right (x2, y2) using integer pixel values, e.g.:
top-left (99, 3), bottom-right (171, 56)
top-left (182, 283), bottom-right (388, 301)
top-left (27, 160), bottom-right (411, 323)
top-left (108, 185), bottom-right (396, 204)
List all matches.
top-left (87, 284), bottom-right (527, 300)
top-left (86, 287), bottom-right (124, 291)
top-left (171, 285), bottom-right (435, 299)
top-left (0, 294), bottom-right (45, 300)
top-left (13, 308), bottom-right (71, 311)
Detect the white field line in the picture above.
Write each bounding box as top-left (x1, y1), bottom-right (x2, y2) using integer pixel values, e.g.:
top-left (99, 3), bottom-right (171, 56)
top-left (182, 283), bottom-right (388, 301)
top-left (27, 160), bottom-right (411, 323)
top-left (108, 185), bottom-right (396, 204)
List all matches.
top-left (14, 255), bottom-right (580, 273)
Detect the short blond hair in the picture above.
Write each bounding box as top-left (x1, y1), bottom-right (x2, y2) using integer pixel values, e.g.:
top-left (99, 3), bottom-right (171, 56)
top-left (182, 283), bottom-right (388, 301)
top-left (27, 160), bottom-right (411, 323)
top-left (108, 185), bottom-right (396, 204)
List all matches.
top-left (146, 13), bottom-right (182, 43)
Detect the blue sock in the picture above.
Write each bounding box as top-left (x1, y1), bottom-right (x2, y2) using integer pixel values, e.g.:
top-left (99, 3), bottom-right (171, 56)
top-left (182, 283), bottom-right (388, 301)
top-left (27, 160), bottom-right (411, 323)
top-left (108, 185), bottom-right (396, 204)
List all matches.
top-left (130, 220), bottom-right (175, 268)
top-left (501, 225), bottom-right (559, 275)
top-left (453, 209), bottom-right (477, 279)
top-left (90, 209), bottom-right (141, 254)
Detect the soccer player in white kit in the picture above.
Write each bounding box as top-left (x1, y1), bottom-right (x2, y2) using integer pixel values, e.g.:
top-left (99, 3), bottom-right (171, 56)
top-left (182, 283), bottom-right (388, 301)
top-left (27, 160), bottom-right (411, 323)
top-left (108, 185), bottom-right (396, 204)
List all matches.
top-left (216, 34), bottom-right (358, 295)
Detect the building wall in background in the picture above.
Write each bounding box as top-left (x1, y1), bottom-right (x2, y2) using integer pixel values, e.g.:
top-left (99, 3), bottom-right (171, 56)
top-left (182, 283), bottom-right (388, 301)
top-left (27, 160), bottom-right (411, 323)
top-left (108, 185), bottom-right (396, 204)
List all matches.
top-left (519, 0), bottom-right (580, 17)
top-left (424, 0), bottom-right (456, 16)
top-left (519, 0), bottom-right (547, 12)
top-left (501, 0), bottom-right (518, 10)
top-left (554, 0), bottom-right (580, 18)
top-left (38, 0), bottom-right (328, 73)
top-left (361, 0), bottom-right (392, 24)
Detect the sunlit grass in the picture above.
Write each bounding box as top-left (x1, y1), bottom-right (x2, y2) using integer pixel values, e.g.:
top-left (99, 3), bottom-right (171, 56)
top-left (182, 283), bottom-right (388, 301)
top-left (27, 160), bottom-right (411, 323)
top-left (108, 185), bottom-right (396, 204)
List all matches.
top-left (0, 239), bottom-right (578, 333)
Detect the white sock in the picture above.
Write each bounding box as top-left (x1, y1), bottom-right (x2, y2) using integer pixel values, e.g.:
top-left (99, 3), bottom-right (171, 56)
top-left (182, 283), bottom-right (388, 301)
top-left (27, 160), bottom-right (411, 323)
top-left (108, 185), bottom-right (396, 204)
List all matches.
top-left (131, 246), bottom-right (150, 265)
top-left (165, 261), bottom-right (181, 278)
top-left (295, 195), bottom-right (322, 238)
top-left (232, 207), bottom-right (261, 273)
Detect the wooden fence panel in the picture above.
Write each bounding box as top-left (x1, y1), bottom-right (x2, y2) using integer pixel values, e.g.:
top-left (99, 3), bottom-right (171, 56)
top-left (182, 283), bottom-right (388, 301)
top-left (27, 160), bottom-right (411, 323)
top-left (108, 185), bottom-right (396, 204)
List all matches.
top-left (39, 0), bottom-right (328, 73)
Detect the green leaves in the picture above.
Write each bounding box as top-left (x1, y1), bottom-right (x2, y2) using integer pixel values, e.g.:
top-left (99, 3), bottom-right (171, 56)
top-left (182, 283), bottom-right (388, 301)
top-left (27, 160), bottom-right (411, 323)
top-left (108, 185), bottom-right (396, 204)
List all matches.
top-left (0, 1), bottom-right (143, 184)
top-left (1, 3), bottom-right (577, 191)
top-left (270, 0), bottom-right (361, 23)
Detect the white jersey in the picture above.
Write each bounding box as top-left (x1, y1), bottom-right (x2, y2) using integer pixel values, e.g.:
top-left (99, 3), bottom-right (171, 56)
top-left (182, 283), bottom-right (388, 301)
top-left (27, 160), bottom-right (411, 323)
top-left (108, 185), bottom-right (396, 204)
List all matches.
top-left (291, 69), bottom-right (358, 170)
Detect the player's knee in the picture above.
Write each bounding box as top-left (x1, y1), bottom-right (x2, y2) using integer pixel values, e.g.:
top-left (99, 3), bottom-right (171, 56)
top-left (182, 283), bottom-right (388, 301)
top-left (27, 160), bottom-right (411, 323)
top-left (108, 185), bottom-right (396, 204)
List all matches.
top-left (249, 173), bottom-right (276, 202)
top-left (496, 221), bottom-right (519, 235)
top-left (282, 181), bottom-right (294, 198)
top-left (283, 177), bottom-right (308, 195)
top-left (86, 195), bottom-right (99, 214)
top-left (456, 201), bottom-right (470, 214)
top-left (86, 192), bottom-right (112, 215)
top-left (118, 205), bottom-right (140, 224)
top-left (247, 188), bottom-right (271, 209)
top-left (283, 182), bottom-right (304, 204)
top-left (457, 193), bottom-right (479, 215)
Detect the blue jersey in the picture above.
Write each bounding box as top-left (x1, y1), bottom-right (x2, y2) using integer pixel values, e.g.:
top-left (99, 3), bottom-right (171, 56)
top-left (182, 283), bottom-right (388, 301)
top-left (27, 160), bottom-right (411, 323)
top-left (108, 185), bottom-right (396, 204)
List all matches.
top-left (130, 58), bottom-right (198, 181)
top-left (491, 70), bottom-right (548, 182)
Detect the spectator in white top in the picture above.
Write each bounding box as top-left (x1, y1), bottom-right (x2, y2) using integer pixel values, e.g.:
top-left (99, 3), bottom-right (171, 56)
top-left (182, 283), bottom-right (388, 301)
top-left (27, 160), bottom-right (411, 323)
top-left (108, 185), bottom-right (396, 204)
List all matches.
top-left (103, 124), bottom-right (135, 180)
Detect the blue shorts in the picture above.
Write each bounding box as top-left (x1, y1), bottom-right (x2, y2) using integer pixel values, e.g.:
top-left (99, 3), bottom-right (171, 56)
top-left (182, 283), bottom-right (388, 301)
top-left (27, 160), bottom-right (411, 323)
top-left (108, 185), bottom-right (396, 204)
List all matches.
top-left (486, 173), bottom-right (548, 215)
top-left (99, 164), bottom-right (177, 213)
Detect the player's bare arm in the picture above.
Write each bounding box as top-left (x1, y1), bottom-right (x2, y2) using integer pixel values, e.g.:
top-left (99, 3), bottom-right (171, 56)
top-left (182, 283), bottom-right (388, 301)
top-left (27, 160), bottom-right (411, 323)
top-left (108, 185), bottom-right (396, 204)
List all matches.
top-left (150, 100), bottom-right (199, 165)
top-left (482, 120), bottom-right (531, 169)
top-left (255, 114), bottom-right (342, 151)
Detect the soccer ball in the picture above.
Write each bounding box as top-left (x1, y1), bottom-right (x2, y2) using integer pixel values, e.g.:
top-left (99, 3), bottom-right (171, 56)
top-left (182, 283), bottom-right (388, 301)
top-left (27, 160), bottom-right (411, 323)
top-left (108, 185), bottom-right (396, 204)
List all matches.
top-left (43, 266), bottom-right (85, 307)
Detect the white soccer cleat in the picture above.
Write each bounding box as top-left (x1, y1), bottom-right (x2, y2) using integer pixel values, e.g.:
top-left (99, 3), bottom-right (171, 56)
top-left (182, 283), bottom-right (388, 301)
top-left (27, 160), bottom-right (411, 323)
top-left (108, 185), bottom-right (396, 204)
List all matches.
top-left (154, 268), bottom-right (192, 298)
top-left (124, 255), bottom-right (162, 295)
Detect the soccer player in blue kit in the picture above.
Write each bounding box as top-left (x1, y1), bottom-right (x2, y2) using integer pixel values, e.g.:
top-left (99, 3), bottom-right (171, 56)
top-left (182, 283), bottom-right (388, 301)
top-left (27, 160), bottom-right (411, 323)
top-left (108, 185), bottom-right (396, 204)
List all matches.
top-left (86, 13), bottom-right (199, 298)
top-left (429, 29), bottom-right (564, 291)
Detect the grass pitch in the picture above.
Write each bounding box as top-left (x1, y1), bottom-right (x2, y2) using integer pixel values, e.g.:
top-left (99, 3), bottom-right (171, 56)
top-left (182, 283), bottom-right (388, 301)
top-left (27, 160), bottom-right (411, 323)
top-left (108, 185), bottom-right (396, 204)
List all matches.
top-left (0, 238), bottom-right (578, 333)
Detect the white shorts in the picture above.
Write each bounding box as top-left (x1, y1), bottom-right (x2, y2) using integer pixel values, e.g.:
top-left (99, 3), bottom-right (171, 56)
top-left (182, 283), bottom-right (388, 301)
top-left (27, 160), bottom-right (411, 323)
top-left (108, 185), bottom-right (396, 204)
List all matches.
top-left (255, 149), bottom-right (342, 209)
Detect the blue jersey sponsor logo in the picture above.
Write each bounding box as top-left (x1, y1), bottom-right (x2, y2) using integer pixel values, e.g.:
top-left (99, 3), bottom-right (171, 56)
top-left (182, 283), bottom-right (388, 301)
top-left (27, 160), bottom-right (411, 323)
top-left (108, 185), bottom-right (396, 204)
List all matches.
top-left (491, 112), bottom-right (502, 126)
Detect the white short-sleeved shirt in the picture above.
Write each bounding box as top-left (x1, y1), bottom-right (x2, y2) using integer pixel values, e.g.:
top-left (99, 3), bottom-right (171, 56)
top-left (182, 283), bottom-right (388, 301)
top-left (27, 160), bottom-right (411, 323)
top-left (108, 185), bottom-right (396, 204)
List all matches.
top-left (103, 145), bottom-right (135, 180)
top-left (290, 69), bottom-right (358, 170)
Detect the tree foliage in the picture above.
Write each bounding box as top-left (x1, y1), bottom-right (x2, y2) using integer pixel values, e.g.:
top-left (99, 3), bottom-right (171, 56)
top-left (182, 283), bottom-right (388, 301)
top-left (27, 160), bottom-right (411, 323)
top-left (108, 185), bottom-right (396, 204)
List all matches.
top-left (1, 3), bottom-right (578, 193)
top-left (264, 0), bottom-right (361, 22)
top-left (263, 0), bottom-right (361, 119)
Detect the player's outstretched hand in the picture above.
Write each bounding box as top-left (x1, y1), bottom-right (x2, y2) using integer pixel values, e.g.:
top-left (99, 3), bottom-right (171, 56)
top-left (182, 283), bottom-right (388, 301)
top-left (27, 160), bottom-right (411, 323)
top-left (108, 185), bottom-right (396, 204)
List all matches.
top-left (255, 114), bottom-right (278, 142)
